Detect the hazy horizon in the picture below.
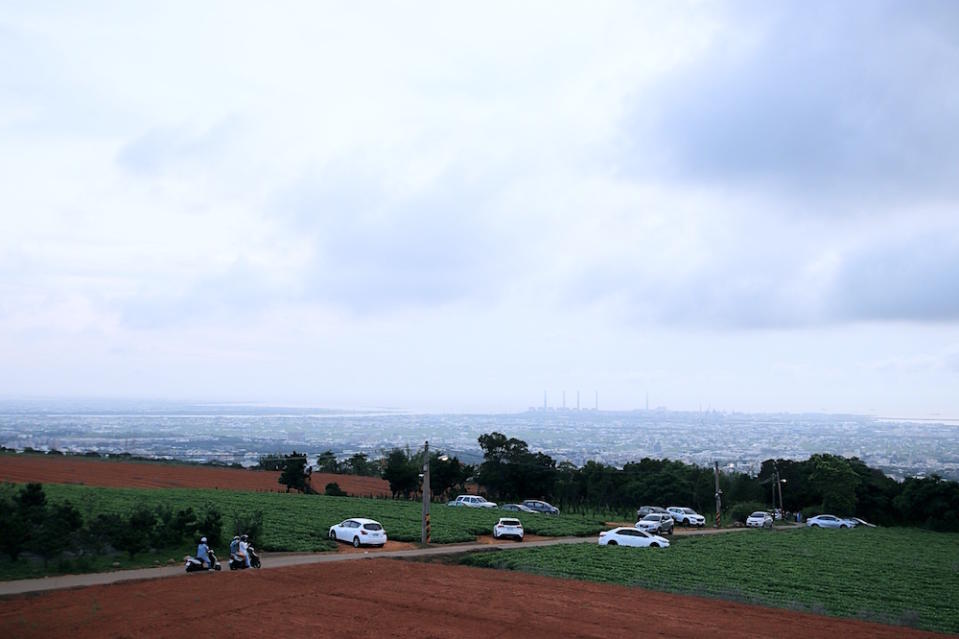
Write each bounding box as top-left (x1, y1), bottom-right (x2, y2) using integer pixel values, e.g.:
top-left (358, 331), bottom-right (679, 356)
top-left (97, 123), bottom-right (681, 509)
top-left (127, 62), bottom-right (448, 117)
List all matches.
top-left (3, 2), bottom-right (958, 416)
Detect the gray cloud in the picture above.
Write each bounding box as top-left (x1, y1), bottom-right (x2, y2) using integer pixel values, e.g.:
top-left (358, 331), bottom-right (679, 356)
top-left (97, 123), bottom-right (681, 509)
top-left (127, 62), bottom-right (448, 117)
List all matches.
top-left (828, 231), bottom-right (959, 322)
top-left (623, 2), bottom-right (959, 202)
top-left (272, 168), bottom-right (506, 313)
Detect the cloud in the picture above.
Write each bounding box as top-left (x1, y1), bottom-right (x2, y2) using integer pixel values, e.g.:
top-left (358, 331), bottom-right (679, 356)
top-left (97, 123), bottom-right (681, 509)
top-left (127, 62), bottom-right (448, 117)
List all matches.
top-left (621, 2), bottom-right (959, 202)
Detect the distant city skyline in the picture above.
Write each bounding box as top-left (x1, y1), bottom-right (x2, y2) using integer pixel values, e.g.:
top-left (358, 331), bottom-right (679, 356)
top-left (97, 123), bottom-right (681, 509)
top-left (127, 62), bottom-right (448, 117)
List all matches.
top-left (2, 3), bottom-right (958, 416)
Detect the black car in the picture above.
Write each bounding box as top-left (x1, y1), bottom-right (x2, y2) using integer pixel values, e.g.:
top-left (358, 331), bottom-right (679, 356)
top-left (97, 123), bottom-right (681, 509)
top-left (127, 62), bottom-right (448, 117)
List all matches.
top-left (636, 505), bottom-right (667, 519)
top-left (522, 499), bottom-right (560, 515)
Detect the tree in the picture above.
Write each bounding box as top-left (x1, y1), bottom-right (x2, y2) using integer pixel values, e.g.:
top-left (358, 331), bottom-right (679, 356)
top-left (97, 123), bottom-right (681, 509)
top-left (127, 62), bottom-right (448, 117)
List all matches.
top-left (809, 454), bottom-right (860, 515)
top-left (278, 451), bottom-right (309, 493)
top-left (324, 482), bottom-right (347, 497)
top-left (382, 448), bottom-right (420, 499)
top-left (429, 452), bottom-right (472, 500)
top-left (33, 501), bottom-right (83, 566)
top-left (476, 432), bottom-right (557, 501)
top-left (316, 450), bottom-right (339, 474)
top-left (344, 453), bottom-right (375, 476)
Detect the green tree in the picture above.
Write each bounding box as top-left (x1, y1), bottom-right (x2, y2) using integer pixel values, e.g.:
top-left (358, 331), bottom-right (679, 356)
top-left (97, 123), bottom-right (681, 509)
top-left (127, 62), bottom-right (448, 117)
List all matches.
top-left (278, 451), bottom-right (309, 493)
top-left (429, 452), bottom-right (472, 500)
top-left (382, 448), bottom-right (420, 499)
top-left (344, 453), bottom-right (376, 476)
top-left (316, 450), bottom-right (339, 473)
top-left (809, 454), bottom-right (860, 515)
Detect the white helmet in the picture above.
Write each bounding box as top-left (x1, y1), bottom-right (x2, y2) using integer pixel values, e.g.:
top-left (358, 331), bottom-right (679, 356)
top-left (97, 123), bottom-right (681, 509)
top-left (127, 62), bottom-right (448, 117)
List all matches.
top-left (200, 537), bottom-right (207, 543)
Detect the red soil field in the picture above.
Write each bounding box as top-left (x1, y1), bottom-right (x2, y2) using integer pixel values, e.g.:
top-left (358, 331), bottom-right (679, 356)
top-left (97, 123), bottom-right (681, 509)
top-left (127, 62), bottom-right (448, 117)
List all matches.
top-left (0, 558), bottom-right (942, 639)
top-left (0, 454), bottom-right (391, 497)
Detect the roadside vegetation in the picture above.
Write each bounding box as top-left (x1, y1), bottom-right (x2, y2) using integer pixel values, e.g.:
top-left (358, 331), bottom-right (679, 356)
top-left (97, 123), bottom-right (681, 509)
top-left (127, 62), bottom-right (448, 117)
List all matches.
top-left (460, 527), bottom-right (959, 634)
top-left (0, 482), bottom-right (606, 580)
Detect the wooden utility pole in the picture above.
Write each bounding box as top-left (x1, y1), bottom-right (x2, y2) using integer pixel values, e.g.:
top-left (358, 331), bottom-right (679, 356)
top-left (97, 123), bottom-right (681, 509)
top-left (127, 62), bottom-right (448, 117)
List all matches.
top-left (421, 441), bottom-right (431, 544)
top-left (776, 467), bottom-right (784, 516)
top-left (713, 461), bottom-right (722, 528)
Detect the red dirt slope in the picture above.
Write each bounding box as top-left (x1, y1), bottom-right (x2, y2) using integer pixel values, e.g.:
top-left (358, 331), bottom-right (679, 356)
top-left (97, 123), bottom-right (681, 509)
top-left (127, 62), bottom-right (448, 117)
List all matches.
top-left (0, 454), bottom-right (390, 496)
top-left (0, 558), bottom-right (943, 639)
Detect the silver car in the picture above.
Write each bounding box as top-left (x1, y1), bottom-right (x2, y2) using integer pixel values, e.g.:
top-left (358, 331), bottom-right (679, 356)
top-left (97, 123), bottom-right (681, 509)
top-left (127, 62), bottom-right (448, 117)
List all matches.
top-left (806, 514), bottom-right (857, 529)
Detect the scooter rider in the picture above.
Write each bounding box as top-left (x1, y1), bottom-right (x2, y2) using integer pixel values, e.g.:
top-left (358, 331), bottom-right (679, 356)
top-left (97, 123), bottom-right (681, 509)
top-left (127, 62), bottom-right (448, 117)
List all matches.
top-left (229, 535), bottom-right (240, 563)
top-left (196, 536), bottom-right (212, 568)
top-left (238, 534), bottom-right (252, 568)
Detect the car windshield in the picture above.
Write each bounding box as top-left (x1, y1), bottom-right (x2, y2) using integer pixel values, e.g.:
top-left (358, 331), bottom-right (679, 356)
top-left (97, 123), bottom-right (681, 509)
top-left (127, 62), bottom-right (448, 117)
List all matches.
top-left (751, 512), bottom-right (766, 518)
top-left (642, 515), bottom-right (659, 521)
top-left (362, 523), bottom-right (382, 531)
top-left (683, 508), bottom-right (696, 514)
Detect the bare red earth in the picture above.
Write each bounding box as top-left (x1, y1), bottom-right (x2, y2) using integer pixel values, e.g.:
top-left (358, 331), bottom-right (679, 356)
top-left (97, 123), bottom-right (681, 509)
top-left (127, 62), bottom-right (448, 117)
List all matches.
top-left (0, 559), bottom-right (943, 639)
top-left (0, 454), bottom-right (390, 497)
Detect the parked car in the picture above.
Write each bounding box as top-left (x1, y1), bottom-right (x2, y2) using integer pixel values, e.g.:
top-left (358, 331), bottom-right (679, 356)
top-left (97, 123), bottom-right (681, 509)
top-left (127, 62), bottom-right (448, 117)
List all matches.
top-left (328, 518), bottom-right (388, 548)
top-left (522, 499), bottom-right (560, 515)
top-left (599, 527), bottom-right (670, 548)
top-left (745, 511), bottom-right (773, 528)
top-left (501, 503), bottom-right (536, 513)
top-left (448, 495), bottom-right (498, 508)
top-left (636, 505), bottom-right (668, 519)
top-left (636, 513), bottom-right (674, 535)
top-left (667, 507), bottom-right (706, 527)
top-left (806, 514), bottom-right (857, 529)
top-left (493, 517), bottom-right (524, 541)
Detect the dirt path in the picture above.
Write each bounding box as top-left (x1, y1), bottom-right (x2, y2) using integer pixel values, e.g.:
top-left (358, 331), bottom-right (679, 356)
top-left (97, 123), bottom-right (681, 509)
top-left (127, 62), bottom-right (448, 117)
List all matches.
top-left (0, 536), bottom-right (591, 597)
top-left (0, 558), bottom-right (943, 639)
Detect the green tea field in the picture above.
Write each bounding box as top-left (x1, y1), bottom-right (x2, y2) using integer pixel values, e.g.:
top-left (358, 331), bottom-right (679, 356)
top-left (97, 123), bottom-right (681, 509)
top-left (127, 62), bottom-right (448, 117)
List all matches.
top-left (460, 526), bottom-right (959, 634)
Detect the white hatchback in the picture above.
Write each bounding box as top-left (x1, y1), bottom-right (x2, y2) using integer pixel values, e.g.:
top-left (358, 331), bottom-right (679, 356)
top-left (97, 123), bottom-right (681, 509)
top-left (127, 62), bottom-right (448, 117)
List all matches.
top-left (329, 518), bottom-right (388, 548)
top-left (493, 517), bottom-right (524, 541)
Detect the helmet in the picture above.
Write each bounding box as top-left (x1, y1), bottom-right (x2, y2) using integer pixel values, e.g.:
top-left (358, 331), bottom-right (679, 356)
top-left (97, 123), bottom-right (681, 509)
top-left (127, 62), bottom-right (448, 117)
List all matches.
top-left (233, 535), bottom-right (239, 540)
top-left (241, 534), bottom-right (248, 541)
top-left (200, 537), bottom-right (207, 543)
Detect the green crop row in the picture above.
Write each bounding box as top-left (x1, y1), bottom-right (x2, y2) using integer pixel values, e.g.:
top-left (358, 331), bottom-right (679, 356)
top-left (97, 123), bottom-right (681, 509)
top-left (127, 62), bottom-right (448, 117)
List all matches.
top-left (460, 527), bottom-right (959, 634)
top-left (37, 484), bottom-right (606, 551)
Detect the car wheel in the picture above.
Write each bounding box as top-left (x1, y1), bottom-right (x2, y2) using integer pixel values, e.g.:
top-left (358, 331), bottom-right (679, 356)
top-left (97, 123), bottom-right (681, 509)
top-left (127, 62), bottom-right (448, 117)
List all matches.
top-left (353, 537), bottom-right (361, 548)
top-left (812, 524), bottom-right (820, 528)
top-left (608, 540), bottom-right (618, 545)
top-left (329, 530), bottom-right (337, 541)
top-left (650, 542), bottom-right (660, 548)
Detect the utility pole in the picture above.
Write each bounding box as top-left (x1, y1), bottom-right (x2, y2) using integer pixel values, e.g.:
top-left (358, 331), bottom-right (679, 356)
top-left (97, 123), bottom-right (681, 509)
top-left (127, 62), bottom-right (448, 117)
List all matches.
top-left (421, 441), bottom-right (431, 544)
top-left (776, 465), bottom-right (784, 517)
top-left (713, 461), bottom-right (722, 528)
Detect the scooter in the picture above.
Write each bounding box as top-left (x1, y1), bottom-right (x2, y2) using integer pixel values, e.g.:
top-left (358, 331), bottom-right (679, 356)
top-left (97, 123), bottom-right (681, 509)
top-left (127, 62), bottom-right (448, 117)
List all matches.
top-left (229, 545), bottom-right (261, 570)
top-left (185, 549), bottom-right (221, 572)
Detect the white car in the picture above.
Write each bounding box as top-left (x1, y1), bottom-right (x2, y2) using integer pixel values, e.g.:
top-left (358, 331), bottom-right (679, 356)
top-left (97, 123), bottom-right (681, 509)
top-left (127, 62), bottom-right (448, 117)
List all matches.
top-left (806, 514), bottom-right (857, 529)
top-left (667, 507), bottom-right (706, 527)
top-left (599, 527), bottom-right (670, 548)
top-left (492, 517), bottom-right (524, 541)
top-left (636, 513), bottom-right (674, 535)
top-left (448, 495), bottom-right (498, 508)
top-left (745, 511), bottom-right (773, 528)
top-left (328, 518), bottom-right (388, 548)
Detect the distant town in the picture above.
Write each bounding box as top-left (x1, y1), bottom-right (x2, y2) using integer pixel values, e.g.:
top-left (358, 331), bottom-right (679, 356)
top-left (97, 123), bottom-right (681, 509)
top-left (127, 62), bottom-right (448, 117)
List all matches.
top-left (1, 400), bottom-right (957, 481)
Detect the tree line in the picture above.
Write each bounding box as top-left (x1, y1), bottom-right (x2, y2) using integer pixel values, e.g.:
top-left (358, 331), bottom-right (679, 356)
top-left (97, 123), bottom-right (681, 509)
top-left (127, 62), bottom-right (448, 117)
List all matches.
top-left (279, 432), bottom-right (959, 531)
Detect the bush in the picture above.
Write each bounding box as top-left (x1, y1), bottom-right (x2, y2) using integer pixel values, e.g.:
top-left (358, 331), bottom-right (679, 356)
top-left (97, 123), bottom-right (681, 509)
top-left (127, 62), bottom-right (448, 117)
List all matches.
top-left (325, 482), bottom-right (347, 497)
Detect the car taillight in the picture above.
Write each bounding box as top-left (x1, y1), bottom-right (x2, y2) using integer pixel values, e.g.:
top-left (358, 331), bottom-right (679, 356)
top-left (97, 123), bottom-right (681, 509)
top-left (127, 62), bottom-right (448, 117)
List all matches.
top-left (360, 530), bottom-right (367, 535)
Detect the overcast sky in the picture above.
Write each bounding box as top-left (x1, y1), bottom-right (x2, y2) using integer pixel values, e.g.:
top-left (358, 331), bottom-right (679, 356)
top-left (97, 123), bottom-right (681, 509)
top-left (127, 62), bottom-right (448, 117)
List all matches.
top-left (2, 1), bottom-right (958, 416)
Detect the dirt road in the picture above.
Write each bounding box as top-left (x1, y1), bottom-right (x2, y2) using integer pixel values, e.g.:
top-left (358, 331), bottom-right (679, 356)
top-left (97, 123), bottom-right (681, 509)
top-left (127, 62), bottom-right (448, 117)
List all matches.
top-left (0, 558), bottom-right (943, 639)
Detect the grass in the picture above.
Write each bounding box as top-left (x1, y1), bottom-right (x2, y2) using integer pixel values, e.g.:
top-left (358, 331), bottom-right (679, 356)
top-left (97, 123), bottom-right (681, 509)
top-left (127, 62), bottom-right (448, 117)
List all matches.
top-left (459, 526), bottom-right (959, 634)
top-left (0, 483), bottom-right (606, 580)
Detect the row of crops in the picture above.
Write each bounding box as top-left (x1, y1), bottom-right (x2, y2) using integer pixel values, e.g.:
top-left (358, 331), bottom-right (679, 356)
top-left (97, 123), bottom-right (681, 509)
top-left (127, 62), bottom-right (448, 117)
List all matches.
top-left (40, 484), bottom-right (607, 550)
top-left (460, 527), bottom-right (959, 634)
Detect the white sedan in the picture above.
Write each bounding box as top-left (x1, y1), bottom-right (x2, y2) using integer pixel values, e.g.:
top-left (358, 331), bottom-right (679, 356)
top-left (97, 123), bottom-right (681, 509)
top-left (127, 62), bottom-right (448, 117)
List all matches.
top-left (745, 511), bottom-right (773, 528)
top-left (493, 517), bottom-right (524, 541)
top-left (329, 518), bottom-right (388, 548)
top-left (598, 527), bottom-right (670, 548)
top-left (806, 514), bottom-right (857, 529)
